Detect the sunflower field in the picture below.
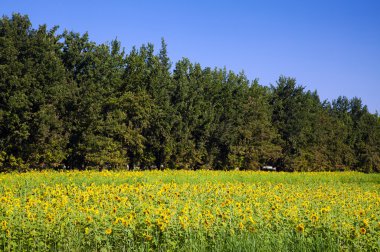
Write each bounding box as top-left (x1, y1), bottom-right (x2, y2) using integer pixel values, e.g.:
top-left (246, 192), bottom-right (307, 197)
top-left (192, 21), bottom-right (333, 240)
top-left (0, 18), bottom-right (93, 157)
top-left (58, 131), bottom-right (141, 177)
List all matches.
top-left (0, 170), bottom-right (379, 251)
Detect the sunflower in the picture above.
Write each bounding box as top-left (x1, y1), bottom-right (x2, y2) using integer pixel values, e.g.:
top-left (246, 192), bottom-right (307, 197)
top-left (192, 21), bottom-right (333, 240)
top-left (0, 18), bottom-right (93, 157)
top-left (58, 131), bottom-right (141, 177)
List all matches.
top-left (86, 216), bottom-right (93, 223)
top-left (239, 222), bottom-right (244, 230)
top-left (105, 228), bottom-right (112, 235)
top-left (296, 223), bottom-right (305, 233)
top-left (320, 207), bottom-right (330, 214)
top-left (310, 213), bottom-right (318, 222)
top-left (358, 209), bottom-right (365, 216)
top-left (359, 227), bottom-right (366, 235)
top-left (1, 220), bottom-right (7, 230)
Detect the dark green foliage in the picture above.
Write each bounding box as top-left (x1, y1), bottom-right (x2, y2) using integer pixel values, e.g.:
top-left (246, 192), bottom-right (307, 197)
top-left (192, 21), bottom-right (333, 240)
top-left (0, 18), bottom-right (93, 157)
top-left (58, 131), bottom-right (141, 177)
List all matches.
top-left (0, 14), bottom-right (70, 170)
top-left (0, 13), bottom-right (379, 172)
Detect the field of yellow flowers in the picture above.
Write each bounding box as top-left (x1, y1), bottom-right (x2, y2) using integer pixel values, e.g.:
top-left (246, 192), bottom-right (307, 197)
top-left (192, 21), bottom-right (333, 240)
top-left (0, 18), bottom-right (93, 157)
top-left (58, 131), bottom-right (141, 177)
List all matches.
top-left (0, 170), bottom-right (379, 251)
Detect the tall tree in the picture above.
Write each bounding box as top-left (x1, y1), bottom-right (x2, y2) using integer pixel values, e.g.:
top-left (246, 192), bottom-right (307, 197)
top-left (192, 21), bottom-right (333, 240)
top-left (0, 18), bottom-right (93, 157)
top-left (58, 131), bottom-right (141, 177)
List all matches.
top-left (1, 13), bottom-right (379, 172)
top-left (0, 14), bottom-right (70, 170)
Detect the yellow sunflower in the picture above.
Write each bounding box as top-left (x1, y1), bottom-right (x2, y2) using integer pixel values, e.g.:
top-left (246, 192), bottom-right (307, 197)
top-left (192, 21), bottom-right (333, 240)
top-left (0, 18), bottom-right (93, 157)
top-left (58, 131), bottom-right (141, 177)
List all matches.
top-left (296, 223), bottom-right (305, 233)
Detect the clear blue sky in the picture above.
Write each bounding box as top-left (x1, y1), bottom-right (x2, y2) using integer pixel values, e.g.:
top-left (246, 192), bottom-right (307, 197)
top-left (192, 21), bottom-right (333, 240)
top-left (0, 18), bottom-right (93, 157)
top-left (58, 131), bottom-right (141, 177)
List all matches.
top-left (1, 0), bottom-right (380, 112)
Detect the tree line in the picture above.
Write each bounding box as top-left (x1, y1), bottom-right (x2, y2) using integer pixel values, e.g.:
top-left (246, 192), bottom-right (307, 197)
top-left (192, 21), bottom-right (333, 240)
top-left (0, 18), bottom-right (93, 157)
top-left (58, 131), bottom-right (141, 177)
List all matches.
top-left (1, 14), bottom-right (379, 172)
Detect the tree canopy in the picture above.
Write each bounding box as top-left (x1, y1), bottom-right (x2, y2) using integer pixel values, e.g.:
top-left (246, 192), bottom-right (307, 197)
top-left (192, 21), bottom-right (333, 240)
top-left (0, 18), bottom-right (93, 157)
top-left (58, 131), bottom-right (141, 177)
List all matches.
top-left (1, 14), bottom-right (379, 172)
